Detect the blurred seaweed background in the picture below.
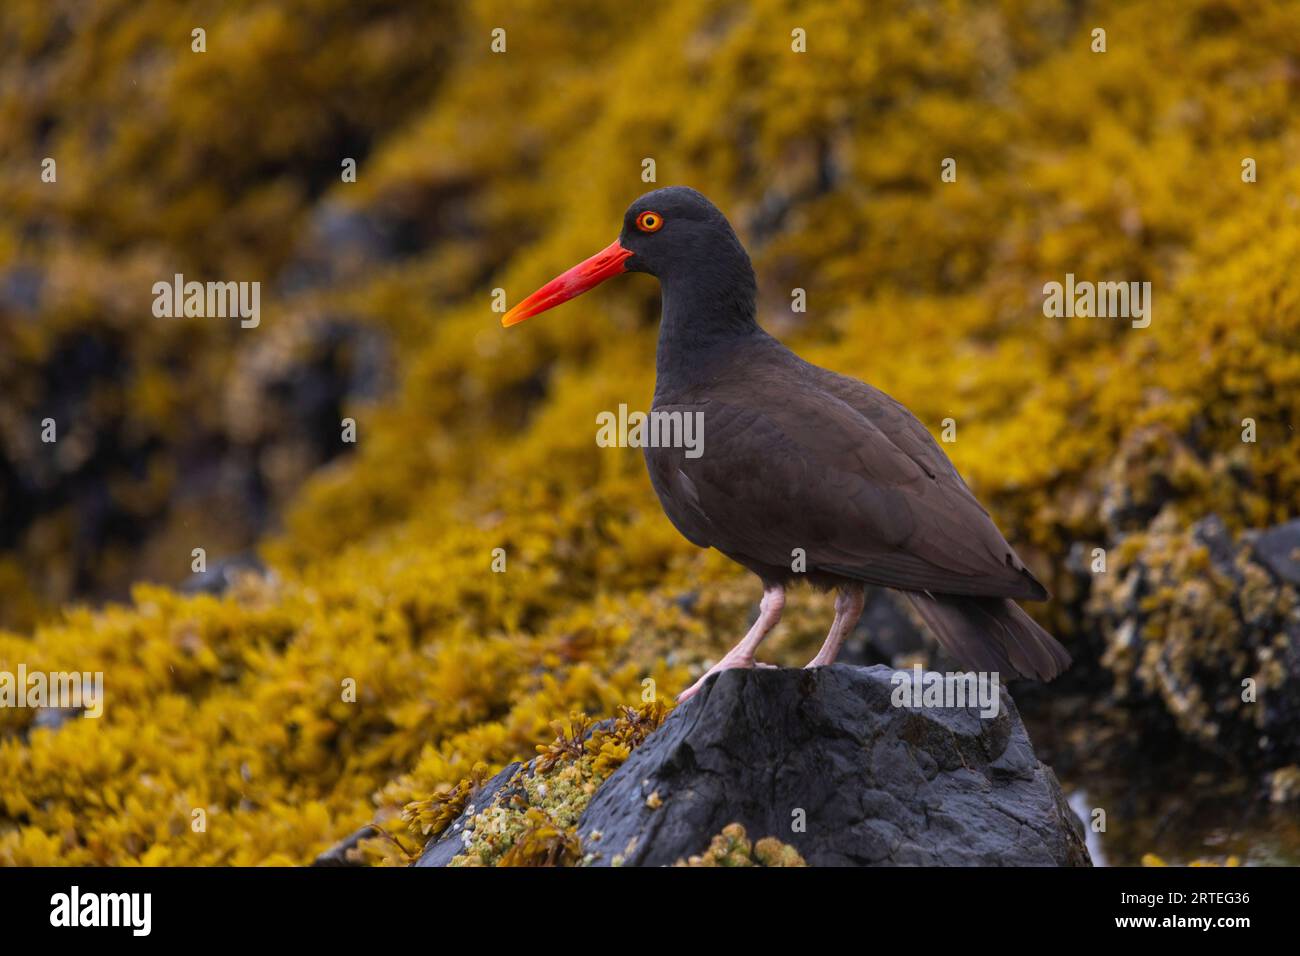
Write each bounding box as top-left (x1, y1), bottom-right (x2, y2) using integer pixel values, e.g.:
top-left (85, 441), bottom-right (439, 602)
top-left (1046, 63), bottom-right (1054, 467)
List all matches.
top-left (2, 0), bottom-right (1299, 865)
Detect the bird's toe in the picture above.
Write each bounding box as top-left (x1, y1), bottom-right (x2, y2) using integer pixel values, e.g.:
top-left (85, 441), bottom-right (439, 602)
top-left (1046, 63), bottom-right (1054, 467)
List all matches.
top-left (677, 653), bottom-right (765, 701)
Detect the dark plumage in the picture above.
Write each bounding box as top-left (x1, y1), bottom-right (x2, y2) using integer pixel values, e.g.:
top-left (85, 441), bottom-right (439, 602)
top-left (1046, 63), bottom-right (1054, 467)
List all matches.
top-left (504, 186), bottom-right (1070, 700)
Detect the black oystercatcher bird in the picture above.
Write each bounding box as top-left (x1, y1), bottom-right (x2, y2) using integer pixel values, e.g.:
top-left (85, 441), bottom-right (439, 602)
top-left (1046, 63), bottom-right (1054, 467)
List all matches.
top-left (503, 187), bottom-right (1070, 701)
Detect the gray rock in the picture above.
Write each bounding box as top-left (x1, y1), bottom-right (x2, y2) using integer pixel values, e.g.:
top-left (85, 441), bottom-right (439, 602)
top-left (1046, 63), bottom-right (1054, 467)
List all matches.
top-left (1091, 514), bottom-right (1300, 763)
top-left (577, 664), bottom-right (1090, 867)
top-left (0, 265), bottom-right (44, 313)
top-left (1254, 519), bottom-right (1300, 587)
top-left (179, 553), bottom-right (266, 595)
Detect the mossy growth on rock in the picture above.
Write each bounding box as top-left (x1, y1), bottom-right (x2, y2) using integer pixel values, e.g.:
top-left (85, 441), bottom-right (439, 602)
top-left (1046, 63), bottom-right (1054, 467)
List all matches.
top-left (1090, 512), bottom-right (1300, 763)
top-left (674, 823), bottom-right (807, 868)
top-left (410, 702), bottom-right (668, 867)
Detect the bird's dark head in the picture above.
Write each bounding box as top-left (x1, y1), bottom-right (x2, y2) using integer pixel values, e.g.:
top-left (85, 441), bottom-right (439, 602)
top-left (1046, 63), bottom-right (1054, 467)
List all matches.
top-left (502, 186), bottom-right (755, 329)
top-left (617, 187), bottom-right (751, 281)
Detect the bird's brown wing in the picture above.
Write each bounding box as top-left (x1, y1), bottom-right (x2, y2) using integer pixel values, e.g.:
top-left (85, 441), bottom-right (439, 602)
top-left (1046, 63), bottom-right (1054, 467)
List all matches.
top-left (810, 367), bottom-right (977, 491)
top-left (650, 387), bottom-right (1046, 601)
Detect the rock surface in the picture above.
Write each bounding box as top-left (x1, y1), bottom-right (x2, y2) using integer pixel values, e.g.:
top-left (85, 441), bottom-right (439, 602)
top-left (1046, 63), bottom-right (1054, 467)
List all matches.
top-left (1254, 518), bottom-right (1300, 588)
top-left (417, 663), bottom-right (1090, 867)
top-left (578, 665), bottom-right (1089, 866)
top-left (1092, 513), bottom-right (1300, 764)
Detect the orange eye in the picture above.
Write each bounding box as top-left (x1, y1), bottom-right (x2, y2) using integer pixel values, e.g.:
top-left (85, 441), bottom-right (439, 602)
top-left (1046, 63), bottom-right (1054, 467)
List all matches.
top-left (636, 211), bottom-right (664, 233)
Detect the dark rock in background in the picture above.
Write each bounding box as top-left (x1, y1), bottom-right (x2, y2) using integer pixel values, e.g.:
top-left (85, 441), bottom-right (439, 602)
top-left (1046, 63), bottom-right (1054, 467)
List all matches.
top-left (1254, 519), bottom-right (1300, 588)
top-left (1090, 513), bottom-right (1300, 767)
top-left (179, 552), bottom-right (267, 596)
top-left (837, 587), bottom-right (928, 667)
top-left (0, 266), bottom-right (44, 314)
top-left (575, 665), bottom-right (1089, 867)
top-left (0, 312), bottom-right (386, 625)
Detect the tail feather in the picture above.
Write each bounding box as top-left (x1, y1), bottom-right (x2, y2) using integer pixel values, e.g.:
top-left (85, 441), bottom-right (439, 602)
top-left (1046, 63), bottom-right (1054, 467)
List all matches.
top-left (904, 592), bottom-right (1071, 681)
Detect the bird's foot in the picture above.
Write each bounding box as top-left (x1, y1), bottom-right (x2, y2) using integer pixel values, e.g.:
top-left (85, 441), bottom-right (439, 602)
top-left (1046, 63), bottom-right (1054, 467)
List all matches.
top-left (677, 653), bottom-right (762, 703)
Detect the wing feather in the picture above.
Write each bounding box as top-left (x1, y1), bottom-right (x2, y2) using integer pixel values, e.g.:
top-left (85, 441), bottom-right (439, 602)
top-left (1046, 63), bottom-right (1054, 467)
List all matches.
top-left (647, 385), bottom-right (1046, 601)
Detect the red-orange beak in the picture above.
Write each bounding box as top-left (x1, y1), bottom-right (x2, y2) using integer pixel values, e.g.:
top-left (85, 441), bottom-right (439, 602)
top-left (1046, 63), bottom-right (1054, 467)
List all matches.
top-left (501, 240), bottom-right (633, 327)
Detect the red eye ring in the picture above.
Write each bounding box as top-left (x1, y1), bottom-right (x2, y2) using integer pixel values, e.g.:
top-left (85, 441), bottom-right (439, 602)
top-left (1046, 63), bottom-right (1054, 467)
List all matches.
top-left (636, 211), bottom-right (664, 233)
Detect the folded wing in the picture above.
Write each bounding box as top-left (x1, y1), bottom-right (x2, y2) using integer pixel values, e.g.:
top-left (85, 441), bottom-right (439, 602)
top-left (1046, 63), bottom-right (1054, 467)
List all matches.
top-left (648, 384), bottom-right (1046, 601)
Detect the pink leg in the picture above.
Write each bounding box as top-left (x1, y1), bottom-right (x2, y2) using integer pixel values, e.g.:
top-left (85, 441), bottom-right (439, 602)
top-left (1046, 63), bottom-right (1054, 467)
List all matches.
top-left (805, 586), bottom-right (865, 668)
top-left (677, 585), bottom-right (785, 702)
